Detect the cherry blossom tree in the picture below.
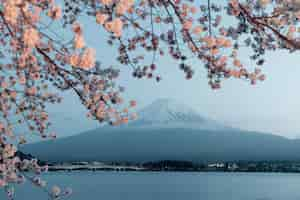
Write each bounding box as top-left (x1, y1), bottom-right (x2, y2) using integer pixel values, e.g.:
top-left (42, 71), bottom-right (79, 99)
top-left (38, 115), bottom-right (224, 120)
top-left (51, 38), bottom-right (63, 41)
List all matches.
top-left (0, 0), bottom-right (298, 199)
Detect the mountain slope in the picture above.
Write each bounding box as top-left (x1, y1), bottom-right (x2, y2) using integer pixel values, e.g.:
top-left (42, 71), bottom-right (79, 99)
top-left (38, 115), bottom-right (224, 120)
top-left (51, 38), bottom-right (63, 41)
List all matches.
top-left (21, 99), bottom-right (300, 163)
top-left (21, 127), bottom-right (300, 163)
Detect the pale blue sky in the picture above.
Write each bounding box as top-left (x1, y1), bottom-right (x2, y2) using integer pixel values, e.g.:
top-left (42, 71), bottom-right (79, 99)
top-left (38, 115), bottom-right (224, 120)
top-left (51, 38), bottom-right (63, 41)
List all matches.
top-left (40, 1), bottom-right (300, 139)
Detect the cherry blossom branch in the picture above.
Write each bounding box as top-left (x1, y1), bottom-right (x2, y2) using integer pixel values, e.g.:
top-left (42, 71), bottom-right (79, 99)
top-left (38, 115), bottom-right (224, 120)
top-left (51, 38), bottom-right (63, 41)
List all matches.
top-left (238, 4), bottom-right (300, 49)
top-left (165, 0), bottom-right (218, 68)
top-left (207, 0), bottom-right (212, 36)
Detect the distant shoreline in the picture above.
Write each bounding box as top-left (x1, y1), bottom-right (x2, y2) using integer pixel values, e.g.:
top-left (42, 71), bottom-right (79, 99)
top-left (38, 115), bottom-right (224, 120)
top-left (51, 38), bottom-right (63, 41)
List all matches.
top-left (18, 151), bottom-right (300, 173)
top-left (45, 160), bottom-right (300, 174)
top-left (47, 167), bottom-right (300, 174)
top-left (47, 168), bottom-right (300, 174)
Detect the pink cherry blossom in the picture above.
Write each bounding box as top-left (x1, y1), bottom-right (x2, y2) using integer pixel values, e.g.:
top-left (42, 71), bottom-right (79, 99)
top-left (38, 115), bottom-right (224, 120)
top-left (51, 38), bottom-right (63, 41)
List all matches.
top-left (23, 28), bottom-right (40, 48)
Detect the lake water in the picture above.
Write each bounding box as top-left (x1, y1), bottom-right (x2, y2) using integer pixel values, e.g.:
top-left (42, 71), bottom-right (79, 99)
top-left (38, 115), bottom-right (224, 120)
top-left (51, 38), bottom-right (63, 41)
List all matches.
top-left (1, 172), bottom-right (300, 200)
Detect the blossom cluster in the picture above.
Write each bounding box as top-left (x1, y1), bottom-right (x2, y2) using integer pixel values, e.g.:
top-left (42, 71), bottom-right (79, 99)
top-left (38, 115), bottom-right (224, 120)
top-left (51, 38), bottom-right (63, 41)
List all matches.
top-left (60, 0), bottom-right (270, 88)
top-left (0, 0), bottom-right (137, 199)
top-left (95, 0), bottom-right (135, 37)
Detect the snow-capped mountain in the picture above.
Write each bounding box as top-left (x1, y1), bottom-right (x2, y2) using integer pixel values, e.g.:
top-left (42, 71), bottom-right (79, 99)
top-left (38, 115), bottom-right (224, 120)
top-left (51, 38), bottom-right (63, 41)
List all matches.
top-left (21, 98), bottom-right (300, 163)
top-left (130, 98), bottom-right (229, 130)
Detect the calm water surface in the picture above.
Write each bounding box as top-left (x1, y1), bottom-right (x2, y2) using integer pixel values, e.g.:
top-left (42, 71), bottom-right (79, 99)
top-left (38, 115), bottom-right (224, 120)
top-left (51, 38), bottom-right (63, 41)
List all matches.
top-left (1, 172), bottom-right (300, 200)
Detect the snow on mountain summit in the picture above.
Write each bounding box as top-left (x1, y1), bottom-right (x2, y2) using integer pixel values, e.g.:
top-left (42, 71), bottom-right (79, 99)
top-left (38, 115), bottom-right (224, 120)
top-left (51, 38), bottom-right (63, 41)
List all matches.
top-left (130, 98), bottom-right (228, 130)
top-left (137, 98), bottom-right (205, 123)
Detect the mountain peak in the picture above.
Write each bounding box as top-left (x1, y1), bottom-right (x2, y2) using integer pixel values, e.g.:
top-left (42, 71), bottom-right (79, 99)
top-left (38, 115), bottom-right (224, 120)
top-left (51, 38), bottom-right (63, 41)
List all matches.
top-left (129, 98), bottom-right (227, 130)
top-left (143, 98), bottom-right (196, 114)
top-left (148, 98), bottom-right (183, 105)
top-left (147, 98), bottom-right (194, 110)
top-left (136, 98), bottom-right (203, 123)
